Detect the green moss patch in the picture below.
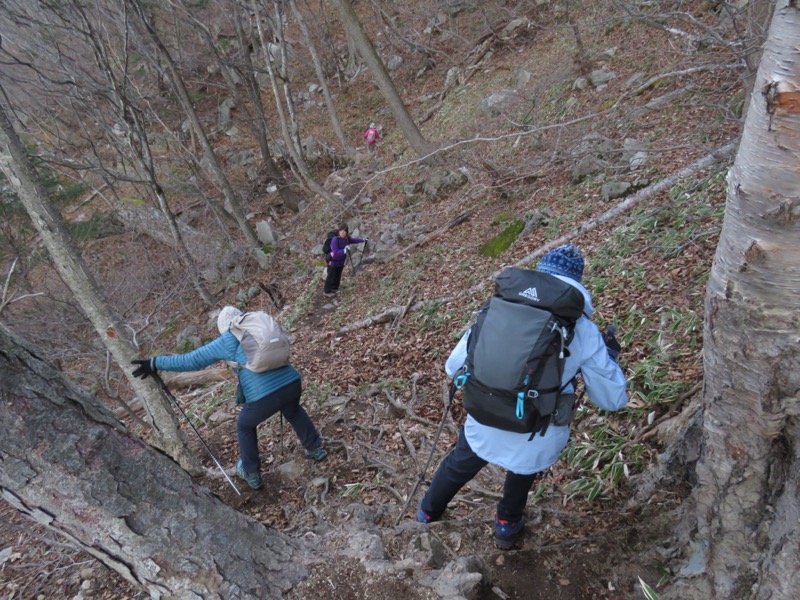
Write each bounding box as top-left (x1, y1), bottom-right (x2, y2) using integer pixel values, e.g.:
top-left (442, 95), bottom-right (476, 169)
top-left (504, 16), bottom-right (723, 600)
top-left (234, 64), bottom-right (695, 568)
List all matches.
top-left (479, 219), bottom-right (524, 257)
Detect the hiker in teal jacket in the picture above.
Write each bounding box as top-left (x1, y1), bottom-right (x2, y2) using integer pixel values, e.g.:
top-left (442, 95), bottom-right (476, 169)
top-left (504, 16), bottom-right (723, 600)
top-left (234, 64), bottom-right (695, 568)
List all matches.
top-left (131, 306), bottom-right (326, 490)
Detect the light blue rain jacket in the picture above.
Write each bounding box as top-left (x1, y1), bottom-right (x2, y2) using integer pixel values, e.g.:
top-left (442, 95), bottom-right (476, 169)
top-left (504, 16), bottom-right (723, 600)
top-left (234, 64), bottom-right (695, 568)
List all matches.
top-left (446, 275), bottom-right (628, 475)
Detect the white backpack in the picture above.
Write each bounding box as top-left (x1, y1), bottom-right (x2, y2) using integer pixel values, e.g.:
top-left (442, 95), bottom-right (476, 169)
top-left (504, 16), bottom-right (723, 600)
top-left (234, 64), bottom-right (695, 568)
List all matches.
top-left (228, 312), bottom-right (291, 372)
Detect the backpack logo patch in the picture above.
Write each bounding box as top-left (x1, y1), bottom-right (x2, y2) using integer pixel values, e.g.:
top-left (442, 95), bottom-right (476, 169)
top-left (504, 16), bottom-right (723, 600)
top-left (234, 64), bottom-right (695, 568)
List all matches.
top-left (460, 268), bottom-right (585, 437)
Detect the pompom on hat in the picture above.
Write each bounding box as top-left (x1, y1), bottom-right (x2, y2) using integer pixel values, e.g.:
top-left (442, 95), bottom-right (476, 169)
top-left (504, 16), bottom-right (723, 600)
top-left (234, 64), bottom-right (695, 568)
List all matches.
top-left (537, 244), bottom-right (584, 283)
top-left (217, 306), bottom-right (243, 334)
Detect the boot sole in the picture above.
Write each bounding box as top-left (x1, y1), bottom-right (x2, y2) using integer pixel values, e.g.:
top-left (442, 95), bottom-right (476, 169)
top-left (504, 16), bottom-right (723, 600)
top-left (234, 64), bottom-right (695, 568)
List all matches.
top-left (494, 535), bottom-right (518, 550)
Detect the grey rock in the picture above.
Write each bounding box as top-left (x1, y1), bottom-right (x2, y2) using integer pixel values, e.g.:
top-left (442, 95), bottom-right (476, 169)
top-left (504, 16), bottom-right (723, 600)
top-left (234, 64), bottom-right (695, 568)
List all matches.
top-left (430, 556), bottom-right (488, 599)
top-left (275, 460), bottom-right (306, 480)
top-left (502, 17), bottom-right (529, 36)
top-left (623, 138), bottom-right (649, 170)
top-left (445, 67), bottom-right (463, 89)
top-left (228, 149), bottom-right (256, 168)
top-left (423, 170), bottom-right (468, 200)
top-left (571, 133), bottom-right (617, 159)
top-left (512, 69), bottom-right (531, 89)
top-left (477, 90), bottom-right (519, 117)
top-left (624, 71), bottom-right (647, 89)
top-left (208, 408), bottom-right (234, 424)
top-left (218, 98), bottom-right (236, 130)
top-left (573, 76), bottom-right (589, 91)
top-left (175, 326), bottom-right (201, 353)
top-left (256, 221), bottom-right (277, 246)
top-left (589, 69), bottom-right (617, 87)
top-left (572, 155), bottom-right (607, 182)
top-left (408, 532), bottom-right (448, 569)
top-left (346, 531), bottom-right (386, 561)
top-left (601, 181), bottom-right (632, 200)
top-left (387, 55), bottom-right (404, 71)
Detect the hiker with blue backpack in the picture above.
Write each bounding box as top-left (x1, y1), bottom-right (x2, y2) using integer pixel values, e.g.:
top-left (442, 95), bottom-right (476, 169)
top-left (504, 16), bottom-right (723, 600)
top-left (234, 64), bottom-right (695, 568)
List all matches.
top-left (131, 306), bottom-right (327, 491)
top-left (323, 224), bottom-right (367, 297)
top-left (416, 244), bottom-right (628, 549)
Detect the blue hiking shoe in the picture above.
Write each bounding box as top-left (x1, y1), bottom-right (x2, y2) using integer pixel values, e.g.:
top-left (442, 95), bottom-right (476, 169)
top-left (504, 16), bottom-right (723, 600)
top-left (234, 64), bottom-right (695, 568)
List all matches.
top-left (236, 459), bottom-right (263, 490)
top-left (416, 501), bottom-right (439, 524)
top-left (304, 446), bottom-right (327, 461)
top-left (495, 515), bottom-right (525, 550)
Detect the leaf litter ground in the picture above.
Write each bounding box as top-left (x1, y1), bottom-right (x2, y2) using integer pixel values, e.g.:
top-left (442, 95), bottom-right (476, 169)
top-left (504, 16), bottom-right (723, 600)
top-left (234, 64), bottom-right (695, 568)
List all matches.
top-left (0, 1), bottom-right (744, 598)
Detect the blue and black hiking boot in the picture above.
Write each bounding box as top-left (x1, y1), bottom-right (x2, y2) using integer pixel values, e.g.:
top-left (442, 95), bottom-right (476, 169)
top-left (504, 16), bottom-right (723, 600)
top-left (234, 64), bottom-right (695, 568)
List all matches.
top-left (415, 501), bottom-right (439, 524)
top-left (304, 446), bottom-right (327, 461)
top-left (236, 459), bottom-right (263, 490)
top-left (495, 515), bottom-right (525, 550)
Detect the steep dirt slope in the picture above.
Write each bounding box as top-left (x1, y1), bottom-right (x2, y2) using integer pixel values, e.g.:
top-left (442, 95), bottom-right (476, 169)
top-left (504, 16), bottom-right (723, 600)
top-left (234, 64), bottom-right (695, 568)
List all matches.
top-left (0, 1), bottom-right (746, 598)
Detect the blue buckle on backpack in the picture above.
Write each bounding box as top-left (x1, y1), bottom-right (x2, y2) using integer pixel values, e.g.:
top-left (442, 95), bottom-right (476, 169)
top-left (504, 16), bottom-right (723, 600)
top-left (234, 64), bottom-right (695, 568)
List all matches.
top-left (454, 372), bottom-right (470, 389)
top-left (516, 392), bottom-right (524, 420)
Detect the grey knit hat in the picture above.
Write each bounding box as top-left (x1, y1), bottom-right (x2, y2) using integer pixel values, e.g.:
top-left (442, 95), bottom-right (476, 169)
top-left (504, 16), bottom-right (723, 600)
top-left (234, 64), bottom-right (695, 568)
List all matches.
top-left (537, 244), bottom-right (584, 282)
top-left (217, 306), bottom-right (242, 334)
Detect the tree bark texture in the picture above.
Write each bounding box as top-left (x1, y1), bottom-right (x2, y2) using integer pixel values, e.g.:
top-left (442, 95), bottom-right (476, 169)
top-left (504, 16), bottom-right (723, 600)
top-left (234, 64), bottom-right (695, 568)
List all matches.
top-left (682, 2), bottom-right (800, 598)
top-left (0, 100), bottom-right (201, 474)
top-left (0, 326), bottom-right (308, 599)
top-left (330, 0), bottom-right (438, 159)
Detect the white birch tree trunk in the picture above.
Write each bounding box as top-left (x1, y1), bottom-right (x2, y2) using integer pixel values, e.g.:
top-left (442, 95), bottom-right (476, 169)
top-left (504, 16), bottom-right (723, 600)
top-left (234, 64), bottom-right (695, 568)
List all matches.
top-left (673, 2), bottom-right (800, 598)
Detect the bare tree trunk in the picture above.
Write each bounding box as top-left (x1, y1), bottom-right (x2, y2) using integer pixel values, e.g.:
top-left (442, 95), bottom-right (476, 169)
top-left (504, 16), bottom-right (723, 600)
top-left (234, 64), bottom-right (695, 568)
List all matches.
top-left (125, 0), bottom-right (266, 263)
top-left (0, 99), bottom-right (201, 474)
top-left (289, 0), bottom-right (355, 156)
top-left (0, 325), bottom-right (307, 598)
top-left (181, 0), bottom-right (304, 212)
top-left (73, 1), bottom-right (216, 307)
top-left (671, 2), bottom-right (800, 598)
top-left (250, 0), bottom-right (341, 207)
top-left (329, 0), bottom-right (437, 159)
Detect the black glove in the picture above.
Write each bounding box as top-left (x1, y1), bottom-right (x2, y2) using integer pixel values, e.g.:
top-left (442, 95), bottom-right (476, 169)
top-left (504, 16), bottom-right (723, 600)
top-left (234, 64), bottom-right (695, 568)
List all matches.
top-left (603, 325), bottom-right (621, 362)
top-left (131, 358), bottom-right (157, 379)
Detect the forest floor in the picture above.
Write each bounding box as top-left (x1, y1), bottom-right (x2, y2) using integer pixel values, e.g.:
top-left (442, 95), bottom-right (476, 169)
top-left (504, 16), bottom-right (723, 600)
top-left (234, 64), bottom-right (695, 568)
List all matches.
top-left (0, 1), bottom-right (747, 598)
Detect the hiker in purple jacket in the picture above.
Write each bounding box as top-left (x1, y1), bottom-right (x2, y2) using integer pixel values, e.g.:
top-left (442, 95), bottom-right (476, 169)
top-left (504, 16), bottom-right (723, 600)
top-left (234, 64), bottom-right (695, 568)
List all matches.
top-left (323, 224), bottom-right (366, 296)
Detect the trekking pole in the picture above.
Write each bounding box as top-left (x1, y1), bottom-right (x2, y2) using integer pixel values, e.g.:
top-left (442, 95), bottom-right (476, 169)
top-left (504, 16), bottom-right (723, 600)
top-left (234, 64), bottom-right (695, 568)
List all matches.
top-left (358, 240), bottom-right (370, 272)
top-left (279, 413), bottom-right (285, 458)
top-left (153, 373), bottom-right (241, 496)
top-left (347, 247), bottom-right (357, 276)
top-left (395, 381), bottom-right (452, 526)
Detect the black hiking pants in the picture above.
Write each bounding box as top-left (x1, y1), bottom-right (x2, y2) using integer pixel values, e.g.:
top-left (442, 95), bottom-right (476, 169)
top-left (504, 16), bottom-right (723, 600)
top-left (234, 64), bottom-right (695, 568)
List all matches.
top-left (324, 265), bottom-right (344, 293)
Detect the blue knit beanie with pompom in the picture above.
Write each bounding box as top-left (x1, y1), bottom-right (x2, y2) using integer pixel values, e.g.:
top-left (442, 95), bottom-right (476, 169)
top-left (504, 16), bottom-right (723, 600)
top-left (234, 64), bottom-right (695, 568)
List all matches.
top-left (537, 244), bottom-right (584, 282)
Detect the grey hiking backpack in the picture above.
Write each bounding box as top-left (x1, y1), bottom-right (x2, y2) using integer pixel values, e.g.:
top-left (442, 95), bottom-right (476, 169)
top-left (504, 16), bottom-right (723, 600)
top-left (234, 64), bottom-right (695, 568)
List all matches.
top-left (457, 268), bottom-right (585, 436)
top-left (228, 311), bottom-right (291, 373)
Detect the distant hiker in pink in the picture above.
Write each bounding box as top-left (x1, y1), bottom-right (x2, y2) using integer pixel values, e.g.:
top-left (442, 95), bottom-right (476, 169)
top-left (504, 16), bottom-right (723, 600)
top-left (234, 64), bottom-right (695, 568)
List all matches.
top-left (363, 123), bottom-right (380, 153)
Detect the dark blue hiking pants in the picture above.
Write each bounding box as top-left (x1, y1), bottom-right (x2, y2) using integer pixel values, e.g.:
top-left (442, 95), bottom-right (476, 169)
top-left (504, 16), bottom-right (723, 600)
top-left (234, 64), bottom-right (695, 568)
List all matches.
top-left (420, 428), bottom-right (539, 522)
top-left (237, 379), bottom-right (321, 473)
